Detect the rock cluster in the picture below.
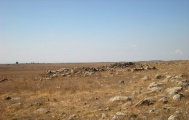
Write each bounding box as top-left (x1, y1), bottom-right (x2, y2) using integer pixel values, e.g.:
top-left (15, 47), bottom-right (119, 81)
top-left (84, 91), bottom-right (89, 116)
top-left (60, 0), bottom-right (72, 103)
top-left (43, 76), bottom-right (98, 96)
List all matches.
top-left (45, 62), bottom-right (157, 79)
top-left (108, 62), bottom-right (134, 68)
top-left (132, 64), bottom-right (156, 71)
top-left (110, 72), bottom-right (188, 119)
top-left (45, 62), bottom-right (135, 78)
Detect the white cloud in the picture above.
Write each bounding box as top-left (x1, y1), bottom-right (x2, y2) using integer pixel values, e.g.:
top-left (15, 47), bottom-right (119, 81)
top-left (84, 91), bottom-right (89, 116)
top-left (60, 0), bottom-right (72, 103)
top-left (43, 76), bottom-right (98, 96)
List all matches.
top-left (174, 49), bottom-right (183, 55)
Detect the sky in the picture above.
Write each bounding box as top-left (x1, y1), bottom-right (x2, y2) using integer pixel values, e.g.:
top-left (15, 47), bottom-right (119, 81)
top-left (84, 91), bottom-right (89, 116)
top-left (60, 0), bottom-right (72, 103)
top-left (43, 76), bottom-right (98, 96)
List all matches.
top-left (0, 0), bottom-right (189, 63)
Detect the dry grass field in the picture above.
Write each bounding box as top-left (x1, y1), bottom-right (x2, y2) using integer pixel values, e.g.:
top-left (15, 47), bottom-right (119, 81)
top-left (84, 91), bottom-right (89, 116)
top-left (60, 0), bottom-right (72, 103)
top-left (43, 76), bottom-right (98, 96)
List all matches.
top-left (0, 61), bottom-right (189, 120)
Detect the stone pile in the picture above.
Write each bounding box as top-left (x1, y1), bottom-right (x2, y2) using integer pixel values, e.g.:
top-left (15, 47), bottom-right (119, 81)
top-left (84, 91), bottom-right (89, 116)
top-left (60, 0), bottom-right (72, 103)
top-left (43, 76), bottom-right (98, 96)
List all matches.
top-left (132, 64), bottom-right (156, 71)
top-left (45, 62), bottom-right (136, 78)
top-left (108, 62), bottom-right (134, 68)
top-left (45, 62), bottom-right (157, 78)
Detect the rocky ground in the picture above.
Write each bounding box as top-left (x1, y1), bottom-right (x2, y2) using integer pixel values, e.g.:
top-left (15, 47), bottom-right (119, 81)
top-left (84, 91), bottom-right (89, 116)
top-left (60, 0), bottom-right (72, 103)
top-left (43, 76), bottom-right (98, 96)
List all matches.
top-left (0, 60), bottom-right (189, 120)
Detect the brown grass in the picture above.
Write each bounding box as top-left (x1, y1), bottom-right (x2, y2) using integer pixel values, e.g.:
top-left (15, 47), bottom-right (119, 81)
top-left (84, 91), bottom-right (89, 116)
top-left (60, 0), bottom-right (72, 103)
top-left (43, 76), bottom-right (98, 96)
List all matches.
top-left (0, 60), bottom-right (189, 120)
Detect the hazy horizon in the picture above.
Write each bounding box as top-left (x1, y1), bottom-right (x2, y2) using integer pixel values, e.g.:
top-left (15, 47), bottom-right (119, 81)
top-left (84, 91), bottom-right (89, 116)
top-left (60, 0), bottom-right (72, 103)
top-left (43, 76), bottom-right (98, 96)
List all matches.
top-left (1, 0), bottom-right (189, 63)
top-left (1, 59), bottom-right (188, 65)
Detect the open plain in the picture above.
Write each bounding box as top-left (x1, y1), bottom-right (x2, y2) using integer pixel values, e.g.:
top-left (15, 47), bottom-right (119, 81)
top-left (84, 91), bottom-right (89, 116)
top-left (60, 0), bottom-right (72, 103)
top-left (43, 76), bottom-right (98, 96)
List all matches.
top-left (0, 60), bottom-right (189, 120)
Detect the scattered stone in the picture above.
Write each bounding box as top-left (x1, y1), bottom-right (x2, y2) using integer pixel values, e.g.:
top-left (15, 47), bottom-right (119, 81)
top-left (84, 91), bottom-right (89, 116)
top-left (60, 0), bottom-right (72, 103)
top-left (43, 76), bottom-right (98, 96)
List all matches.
top-left (46, 70), bottom-right (56, 75)
top-left (149, 108), bottom-right (155, 113)
top-left (173, 94), bottom-right (185, 100)
top-left (147, 82), bottom-right (164, 92)
top-left (132, 67), bottom-right (144, 71)
top-left (68, 114), bottom-right (79, 120)
top-left (101, 113), bottom-right (107, 119)
top-left (57, 68), bottom-right (69, 73)
top-left (110, 96), bottom-right (131, 102)
top-left (119, 80), bottom-right (124, 84)
top-left (177, 80), bottom-right (189, 87)
top-left (132, 91), bottom-right (140, 95)
top-left (62, 73), bottom-right (68, 77)
top-left (159, 97), bottom-right (168, 104)
top-left (142, 75), bottom-right (149, 81)
top-left (51, 74), bottom-right (58, 78)
top-left (174, 74), bottom-right (184, 79)
top-left (178, 74), bottom-right (184, 78)
top-left (11, 97), bottom-right (22, 101)
top-left (121, 101), bottom-right (133, 108)
top-left (111, 115), bottom-right (118, 120)
top-left (10, 102), bottom-right (22, 107)
top-left (162, 105), bottom-right (171, 112)
top-left (143, 65), bottom-right (150, 70)
top-left (33, 102), bottom-right (43, 106)
top-left (168, 114), bottom-right (179, 120)
top-left (84, 72), bottom-right (94, 77)
top-left (166, 75), bottom-right (172, 79)
top-left (4, 96), bottom-right (12, 100)
top-left (129, 114), bottom-right (138, 119)
top-left (163, 75), bottom-right (172, 82)
top-left (46, 70), bottom-right (51, 75)
top-left (36, 108), bottom-right (49, 114)
top-left (155, 74), bottom-right (162, 79)
top-left (135, 98), bottom-right (154, 106)
top-left (148, 82), bottom-right (164, 88)
top-left (116, 112), bottom-right (126, 116)
top-left (111, 112), bottom-right (126, 120)
top-left (167, 74), bottom-right (185, 82)
top-left (169, 77), bottom-right (180, 82)
top-left (0, 78), bottom-right (8, 82)
top-left (45, 77), bottom-right (52, 80)
top-left (166, 87), bottom-right (183, 96)
top-left (106, 107), bottom-right (110, 111)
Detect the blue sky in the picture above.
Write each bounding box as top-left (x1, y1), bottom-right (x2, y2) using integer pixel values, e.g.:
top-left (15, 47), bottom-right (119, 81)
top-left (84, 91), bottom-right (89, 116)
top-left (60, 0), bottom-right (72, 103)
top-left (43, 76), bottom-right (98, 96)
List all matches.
top-left (0, 0), bottom-right (189, 63)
